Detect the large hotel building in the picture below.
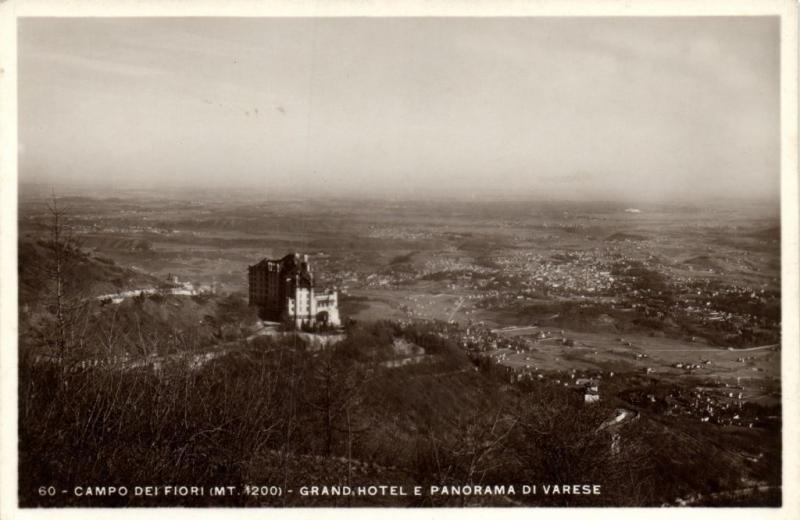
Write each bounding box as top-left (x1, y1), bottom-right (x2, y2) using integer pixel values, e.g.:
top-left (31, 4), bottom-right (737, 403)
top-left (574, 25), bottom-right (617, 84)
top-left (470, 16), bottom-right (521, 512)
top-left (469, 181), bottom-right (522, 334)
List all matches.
top-left (247, 253), bottom-right (340, 328)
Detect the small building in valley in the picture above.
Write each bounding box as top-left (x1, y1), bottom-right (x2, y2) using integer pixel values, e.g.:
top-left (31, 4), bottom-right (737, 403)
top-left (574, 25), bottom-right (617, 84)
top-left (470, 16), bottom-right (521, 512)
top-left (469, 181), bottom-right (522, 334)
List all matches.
top-left (248, 253), bottom-right (341, 328)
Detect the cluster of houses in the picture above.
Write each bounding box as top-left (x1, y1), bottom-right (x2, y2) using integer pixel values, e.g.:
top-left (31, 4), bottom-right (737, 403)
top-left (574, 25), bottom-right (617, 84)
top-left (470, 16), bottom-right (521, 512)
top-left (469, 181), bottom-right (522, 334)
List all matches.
top-left (96, 274), bottom-right (214, 305)
top-left (493, 250), bottom-right (617, 296)
top-left (624, 383), bottom-right (766, 428)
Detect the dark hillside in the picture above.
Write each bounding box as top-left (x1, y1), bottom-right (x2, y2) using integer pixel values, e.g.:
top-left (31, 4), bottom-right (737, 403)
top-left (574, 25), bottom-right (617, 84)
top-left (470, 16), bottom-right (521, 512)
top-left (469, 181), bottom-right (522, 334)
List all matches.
top-left (18, 238), bottom-right (160, 309)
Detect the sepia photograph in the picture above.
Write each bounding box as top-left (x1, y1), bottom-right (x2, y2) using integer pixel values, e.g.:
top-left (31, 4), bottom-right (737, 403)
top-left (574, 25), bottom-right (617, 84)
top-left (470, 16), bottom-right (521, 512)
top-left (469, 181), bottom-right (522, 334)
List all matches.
top-left (0, 0), bottom-right (798, 515)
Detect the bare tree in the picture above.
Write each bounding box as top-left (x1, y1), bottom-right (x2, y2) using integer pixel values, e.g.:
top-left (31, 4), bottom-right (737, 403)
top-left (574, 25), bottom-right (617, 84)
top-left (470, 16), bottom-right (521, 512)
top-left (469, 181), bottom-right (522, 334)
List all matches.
top-left (306, 345), bottom-right (371, 457)
top-left (414, 407), bottom-right (517, 506)
top-left (280, 336), bottom-right (299, 506)
top-left (44, 192), bottom-right (89, 383)
top-left (47, 194), bottom-right (68, 370)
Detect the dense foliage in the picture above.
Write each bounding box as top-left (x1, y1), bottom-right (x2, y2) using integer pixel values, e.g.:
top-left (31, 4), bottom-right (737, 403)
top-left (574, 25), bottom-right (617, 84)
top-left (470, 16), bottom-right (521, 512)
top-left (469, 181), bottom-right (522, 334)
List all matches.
top-left (18, 320), bottom-right (779, 507)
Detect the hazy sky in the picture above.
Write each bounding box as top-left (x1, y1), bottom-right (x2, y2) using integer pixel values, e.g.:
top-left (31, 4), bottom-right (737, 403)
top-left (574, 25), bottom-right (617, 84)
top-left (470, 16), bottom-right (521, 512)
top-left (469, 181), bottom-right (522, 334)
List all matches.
top-left (19, 17), bottom-right (779, 201)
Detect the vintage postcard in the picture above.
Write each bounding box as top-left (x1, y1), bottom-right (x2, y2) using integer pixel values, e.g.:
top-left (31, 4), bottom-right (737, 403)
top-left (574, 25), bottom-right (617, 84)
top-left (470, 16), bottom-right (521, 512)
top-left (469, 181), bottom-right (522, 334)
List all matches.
top-left (0, 0), bottom-right (797, 518)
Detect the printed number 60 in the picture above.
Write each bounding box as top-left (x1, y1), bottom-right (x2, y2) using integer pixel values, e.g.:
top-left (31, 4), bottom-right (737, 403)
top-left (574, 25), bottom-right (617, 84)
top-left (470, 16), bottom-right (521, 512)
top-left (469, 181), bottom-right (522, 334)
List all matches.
top-left (38, 486), bottom-right (56, 496)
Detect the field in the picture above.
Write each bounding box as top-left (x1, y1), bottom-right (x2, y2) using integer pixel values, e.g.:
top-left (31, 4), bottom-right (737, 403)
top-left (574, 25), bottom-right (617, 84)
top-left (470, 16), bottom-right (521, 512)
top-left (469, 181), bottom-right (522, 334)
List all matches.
top-left (491, 327), bottom-right (779, 404)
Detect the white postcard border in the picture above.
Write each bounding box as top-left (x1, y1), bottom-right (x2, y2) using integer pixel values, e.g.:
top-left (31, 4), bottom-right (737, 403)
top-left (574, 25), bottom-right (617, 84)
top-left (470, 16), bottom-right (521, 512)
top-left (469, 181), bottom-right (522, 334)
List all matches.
top-left (0, 1), bottom-right (797, 519)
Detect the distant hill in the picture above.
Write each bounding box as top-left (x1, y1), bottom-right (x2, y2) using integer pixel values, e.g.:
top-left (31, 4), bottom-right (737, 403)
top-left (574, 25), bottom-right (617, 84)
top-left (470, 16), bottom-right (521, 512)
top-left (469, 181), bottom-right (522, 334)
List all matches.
top-left (18, 238), bottom-right (160, 309)
top-left (748, 226), bottom-right (780, 241)
top-left (682, 255), bottom-right (721, 271)
top-left (78, 235), bottom-right (155, 252)
top-left (605, 232), bottom-right (647, 242)
top-left (18, 242), bottom-right (252, 360)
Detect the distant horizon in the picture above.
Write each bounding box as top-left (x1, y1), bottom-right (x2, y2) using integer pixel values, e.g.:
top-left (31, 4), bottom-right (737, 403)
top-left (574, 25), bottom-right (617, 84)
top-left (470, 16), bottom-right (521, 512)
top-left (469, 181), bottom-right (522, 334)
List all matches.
top-left (17, 181), bottom-right (782, 210)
